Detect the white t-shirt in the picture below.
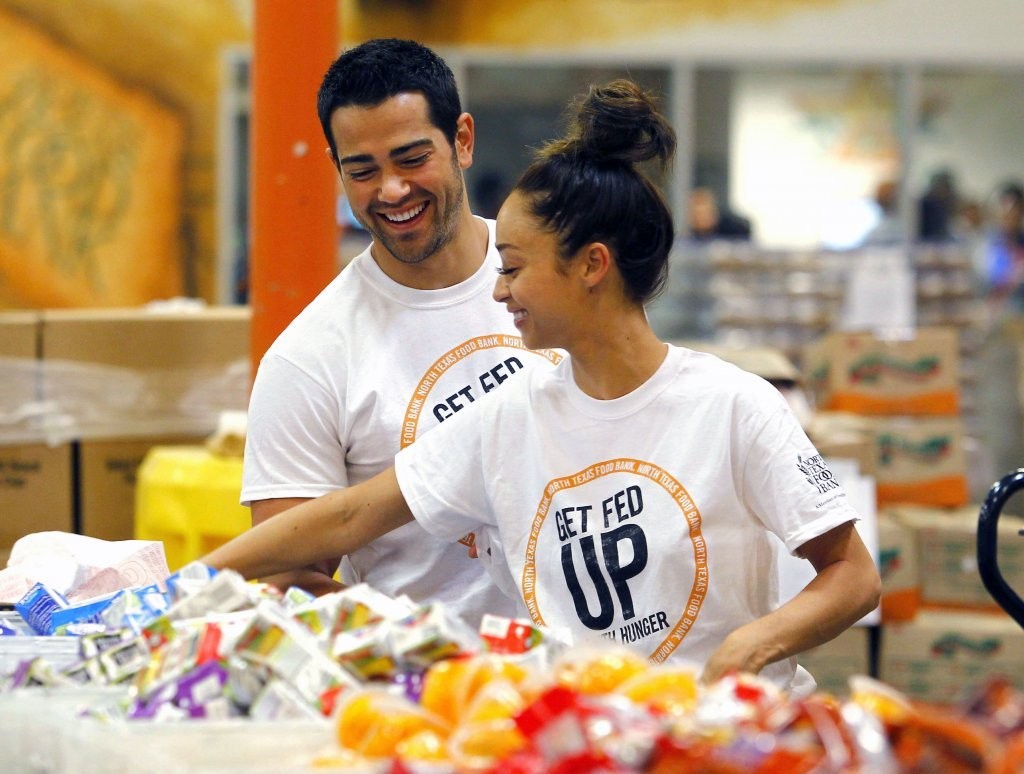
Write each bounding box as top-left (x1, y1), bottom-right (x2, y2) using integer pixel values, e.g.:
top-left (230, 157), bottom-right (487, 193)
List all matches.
top-left (395, 345), bottom-right (859, 692)
top-left (242, 218), bottom-right (561, 626)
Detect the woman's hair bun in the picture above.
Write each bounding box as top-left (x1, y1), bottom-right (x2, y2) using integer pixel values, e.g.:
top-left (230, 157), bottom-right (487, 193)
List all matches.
top-left (544, 79), bottom-right (676, 169)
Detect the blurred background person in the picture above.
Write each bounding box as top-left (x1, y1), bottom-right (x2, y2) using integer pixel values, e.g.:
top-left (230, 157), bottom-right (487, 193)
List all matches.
top-left (688, 186), bottom-right (753, 241)
top-left (980, 180), bottom-right (1024, 313)
top-left (917, 168), bottom-right (959, 242)
top-left (861, 179), bottom-right (904, 247)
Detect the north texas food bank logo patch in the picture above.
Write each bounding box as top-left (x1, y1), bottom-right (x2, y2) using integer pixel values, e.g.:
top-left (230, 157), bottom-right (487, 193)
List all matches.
top-left (522, 458), bottom-right (708, 664)
top-left (796, 453), bottom-right (841, 495)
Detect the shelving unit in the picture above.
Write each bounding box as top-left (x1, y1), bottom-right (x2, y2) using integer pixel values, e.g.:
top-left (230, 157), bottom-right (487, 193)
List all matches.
top-left (649, 240), bottom-right (983, 373)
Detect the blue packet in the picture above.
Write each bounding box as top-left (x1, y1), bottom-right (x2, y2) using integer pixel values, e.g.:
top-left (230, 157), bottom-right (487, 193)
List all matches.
top-left (165, 562), bottom-right (217, 602)
top-left (15, 583), bottom-right (70, 635)
top-left (50, 593), bottom-right (119, 634)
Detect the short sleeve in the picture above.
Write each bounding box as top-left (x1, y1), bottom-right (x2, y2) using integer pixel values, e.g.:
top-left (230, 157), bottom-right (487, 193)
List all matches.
top-left (738, 390), bottom-right (860, 556)
top-left (394, 404), bottom-right (495, 541)
top-left (240, 353), bottom-right (348, 505)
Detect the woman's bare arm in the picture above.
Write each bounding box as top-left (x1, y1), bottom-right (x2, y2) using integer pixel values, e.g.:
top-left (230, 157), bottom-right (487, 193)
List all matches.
top-left (201, 468), bottom-right (414, 581)
top-left (701, 520), bottom-right (881, 682)
top-left (249, 497), bottom-right (345, 595)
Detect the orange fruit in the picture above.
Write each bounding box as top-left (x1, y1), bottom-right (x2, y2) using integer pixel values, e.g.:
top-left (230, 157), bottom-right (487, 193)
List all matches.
top-left (555, 649), bottom-right (649, 695)
top-left (420, 655), bottom-right (529, 725)
top-left (617, 666), bottom-right (700, 715)
top-left (336, 690), bottom-right (449, 758)
top-left (447, 718), bottom-right (528, 771)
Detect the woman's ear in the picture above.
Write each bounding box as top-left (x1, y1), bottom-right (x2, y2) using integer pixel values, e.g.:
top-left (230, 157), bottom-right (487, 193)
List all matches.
top-left (580, 242), bottom-right (612, 289)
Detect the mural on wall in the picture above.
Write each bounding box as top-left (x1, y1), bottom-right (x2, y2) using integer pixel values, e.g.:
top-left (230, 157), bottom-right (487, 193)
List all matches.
top-left (0, 8), bottom-right (186, 308)
top-left (353, 0), bottom-right (846, 47)
top-left (0, 0), bottom-right (1019, 308)
top-left (731, 69), bottom-right (900, 249)
top-left (792, 72), bottom-right (899, 165)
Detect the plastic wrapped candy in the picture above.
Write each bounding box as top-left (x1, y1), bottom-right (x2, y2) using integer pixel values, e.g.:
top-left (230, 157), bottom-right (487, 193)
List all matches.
top-left (849, 675), bottom-right (998, 772)
top-left (959, 676), bottom-right (1024, 740)
top-left (513, 684), bottom-right (663, 772)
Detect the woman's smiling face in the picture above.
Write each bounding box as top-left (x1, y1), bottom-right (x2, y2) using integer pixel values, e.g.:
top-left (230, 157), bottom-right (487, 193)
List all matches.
top-left (493, 191), bottom-right (585, 351)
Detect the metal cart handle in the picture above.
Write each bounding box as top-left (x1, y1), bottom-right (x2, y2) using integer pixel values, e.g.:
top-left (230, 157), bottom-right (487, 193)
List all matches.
top-left (978, 468), bottom-right (1024, 630)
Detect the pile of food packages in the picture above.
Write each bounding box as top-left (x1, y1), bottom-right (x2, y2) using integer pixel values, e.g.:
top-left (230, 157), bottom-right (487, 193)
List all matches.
top-left (3, 566), bottom-right (1024, 773)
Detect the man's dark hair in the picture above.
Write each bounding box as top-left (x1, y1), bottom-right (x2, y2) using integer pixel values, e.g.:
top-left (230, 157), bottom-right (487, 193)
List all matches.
top-left (317, 38), bottom-right (462, 165)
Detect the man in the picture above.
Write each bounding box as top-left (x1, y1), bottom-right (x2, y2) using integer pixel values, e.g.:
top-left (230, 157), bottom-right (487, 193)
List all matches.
top-left (242, 39), bottom-right (559, 625)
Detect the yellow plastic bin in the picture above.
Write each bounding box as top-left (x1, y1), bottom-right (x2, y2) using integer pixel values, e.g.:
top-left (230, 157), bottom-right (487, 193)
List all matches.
top-left (135, 446), bottom-right (250, 571)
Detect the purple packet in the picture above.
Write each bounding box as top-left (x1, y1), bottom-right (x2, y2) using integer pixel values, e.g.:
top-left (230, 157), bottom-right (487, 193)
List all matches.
top-left (174, 660), bottom-right (229, 712)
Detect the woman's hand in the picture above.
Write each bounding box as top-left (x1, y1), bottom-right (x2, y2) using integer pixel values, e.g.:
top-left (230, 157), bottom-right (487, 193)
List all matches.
top-left (700, 625), bottom-right (777, 684)
top-left (700, 521), bottom-right (880, 685)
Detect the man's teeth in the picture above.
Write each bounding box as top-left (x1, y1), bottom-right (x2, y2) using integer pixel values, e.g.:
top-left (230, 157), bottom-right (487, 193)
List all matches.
top-left (513, 310), bottom-right (527, 322)
top-left (383, 203), bottom-right (426, 223)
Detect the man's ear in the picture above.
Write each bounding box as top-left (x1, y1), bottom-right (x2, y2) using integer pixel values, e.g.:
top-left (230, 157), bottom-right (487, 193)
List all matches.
top-left (324, 145), bottom-right (340, 170)
top-left (454, 112), bottom-right (475, 170)
top-left (580, 242), bottom-right (612, 289)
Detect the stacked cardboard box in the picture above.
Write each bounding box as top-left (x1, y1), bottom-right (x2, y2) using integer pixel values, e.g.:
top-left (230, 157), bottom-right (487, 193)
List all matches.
top-left (804, 327), bottom-right (967, 508)
top-left (879, 610), bottom-right (1024, 705)
top-left (868, 502), bottom-right (1024, 704)
top-left (0, 313), bottom-right (74, 553)
top-left (801, 327), bottom-right (1024, 704)
top-left (0, 307), bottom-right (251, 556)
top-left (0, 312), bottom-right (38, 429)
top-left (875, 512), bottom-right (920, 623)
top-left (796, 626), bottom-right (872, 698)
top-left (804, 327), bottom-right (971, 627)
top-left (887, 504), bottom-right (1024, 612)
top-left (39, 307), bottom-right (251, 441)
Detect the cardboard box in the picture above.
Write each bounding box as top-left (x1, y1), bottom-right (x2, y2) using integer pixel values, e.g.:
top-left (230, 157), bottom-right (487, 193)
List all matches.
top-left (78, 435), bottom-right (206, 542)
top-left (877, 511), bottom-right (920, 622)
top-left (0, 442), bottom-right (73, 551)
top-left (889, 504), bottom-right (1024, 609)
top-left (0, 312), bottom-right (40, 440)
top-left (870, 416), bottom-right (968, 507)
top-left (797, 626), bottom-right (872, 697)
top-left (807, 411), bottom-right (876, 476)
top-left (804, 327), bottom-right (960, 416)
top-left (39, 307), bottom-right (251, 441)
top-left (0, 312), bottom-right (38, 359)
top-left (879, 611), bottom-right (1024, 705)
top-left (818, 438), bottom-right (877, 477)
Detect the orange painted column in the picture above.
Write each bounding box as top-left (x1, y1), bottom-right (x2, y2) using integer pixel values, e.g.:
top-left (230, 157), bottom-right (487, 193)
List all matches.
top-left (249, 0), bottom-right (339, 380)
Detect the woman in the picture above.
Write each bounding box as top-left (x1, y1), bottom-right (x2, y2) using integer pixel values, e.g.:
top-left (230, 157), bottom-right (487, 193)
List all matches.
top-left (203, 80), bottom-right (880, 692)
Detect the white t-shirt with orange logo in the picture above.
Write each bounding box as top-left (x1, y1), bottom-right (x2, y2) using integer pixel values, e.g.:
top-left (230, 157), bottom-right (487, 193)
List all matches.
top-left (395, 344), bottom-right (860, 692)
top-left (242, 218), bottom-right (561, 626)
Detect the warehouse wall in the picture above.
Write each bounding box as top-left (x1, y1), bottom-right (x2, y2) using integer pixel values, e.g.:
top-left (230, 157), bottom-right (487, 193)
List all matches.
top-left (0, 0), bottom-right (1021, 308)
